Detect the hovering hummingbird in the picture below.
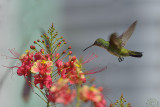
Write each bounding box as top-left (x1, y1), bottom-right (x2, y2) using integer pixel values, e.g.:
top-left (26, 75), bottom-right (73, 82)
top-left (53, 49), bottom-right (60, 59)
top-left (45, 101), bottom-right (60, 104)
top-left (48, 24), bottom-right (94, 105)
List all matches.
top-left (83, 21), bottom-right (143, 62)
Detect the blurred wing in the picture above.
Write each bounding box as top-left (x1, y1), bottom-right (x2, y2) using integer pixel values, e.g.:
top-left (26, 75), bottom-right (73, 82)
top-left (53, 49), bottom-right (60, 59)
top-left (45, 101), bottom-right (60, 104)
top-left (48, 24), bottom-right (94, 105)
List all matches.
top-left (22, 74), bottom-right (32, 102)
top-left (109, 33), bottom-right (121, 49)
top-left (119, 21), bottom-right (137, 47)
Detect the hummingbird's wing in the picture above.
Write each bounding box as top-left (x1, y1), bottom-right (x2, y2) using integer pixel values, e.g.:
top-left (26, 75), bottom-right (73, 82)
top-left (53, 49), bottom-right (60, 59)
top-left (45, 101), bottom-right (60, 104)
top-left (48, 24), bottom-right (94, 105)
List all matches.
top-left (109, 33), bottom-right (122, 49)
top-left (118, 21), bottom-right (137, 47)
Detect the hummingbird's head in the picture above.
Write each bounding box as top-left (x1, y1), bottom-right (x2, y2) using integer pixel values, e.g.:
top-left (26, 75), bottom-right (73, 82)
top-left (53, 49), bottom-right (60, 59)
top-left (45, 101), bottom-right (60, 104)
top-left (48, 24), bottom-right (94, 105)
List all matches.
top-left (93, 38), bottom-right (104, 46)
top-left (83, 38), bottom-right (104, 51)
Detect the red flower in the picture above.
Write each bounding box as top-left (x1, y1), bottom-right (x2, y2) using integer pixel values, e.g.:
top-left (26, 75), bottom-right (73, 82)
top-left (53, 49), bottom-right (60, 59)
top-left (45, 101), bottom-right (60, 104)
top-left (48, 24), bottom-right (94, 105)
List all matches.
top-left (17, 62), bottom-right (31, 76)
top-left (55, 56), bottom-right (86, 84)
top-left (55, 59), bottom-right (63, 68)
top-left (34, 74), bottom-right (52, 89)
top-left (79, 85), bottom-right (107, 107)
top-left (34, 52), bottom-right (45, 61)
top-left (55, 53), bottom-right (107, 84)
top-left (17, 51), bottom-right (34, 76)
top-left (47, 78), bottom-right (76, 105)
top-left (94, 94), bottom-right (107, 107)
top-left (31, 60), bottom-right (53, 75)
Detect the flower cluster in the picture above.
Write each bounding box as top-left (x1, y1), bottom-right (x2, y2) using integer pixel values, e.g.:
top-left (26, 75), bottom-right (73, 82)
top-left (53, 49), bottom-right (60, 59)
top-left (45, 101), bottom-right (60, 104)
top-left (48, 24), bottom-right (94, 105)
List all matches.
top-left (17, 50), bottom-right (34, 76)
top-left (79, 85), bottom-right (107, 107)
top-left (47, 78), bottom-right (76, 105)
top-left (55, 56), bottom-right (86, 84)
top-left (5, 23), bottom-right (107, 107)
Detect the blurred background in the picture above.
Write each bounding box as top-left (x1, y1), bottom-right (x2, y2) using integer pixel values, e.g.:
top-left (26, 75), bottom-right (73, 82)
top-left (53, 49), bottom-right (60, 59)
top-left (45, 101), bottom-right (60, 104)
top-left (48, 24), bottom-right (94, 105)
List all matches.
top-left (0, 0), bottom-right (160, 107)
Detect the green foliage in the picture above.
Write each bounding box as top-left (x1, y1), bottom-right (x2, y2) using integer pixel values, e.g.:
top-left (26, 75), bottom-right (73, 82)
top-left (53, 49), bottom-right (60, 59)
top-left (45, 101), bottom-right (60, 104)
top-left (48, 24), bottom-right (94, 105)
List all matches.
top-left (110, 93), bottom-right (131, 107)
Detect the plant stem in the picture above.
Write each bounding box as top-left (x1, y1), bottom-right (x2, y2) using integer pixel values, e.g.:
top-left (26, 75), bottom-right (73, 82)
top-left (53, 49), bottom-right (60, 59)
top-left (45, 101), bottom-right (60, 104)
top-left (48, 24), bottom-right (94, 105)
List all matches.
top-left (76, 84), bottom-right (81, 107)
top-left (47, 100), bottom-right (50, 107)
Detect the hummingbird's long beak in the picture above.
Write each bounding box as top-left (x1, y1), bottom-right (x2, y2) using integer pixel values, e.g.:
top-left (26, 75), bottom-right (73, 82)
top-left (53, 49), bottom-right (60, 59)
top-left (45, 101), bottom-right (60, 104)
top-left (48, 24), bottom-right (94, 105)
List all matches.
top-left (83, 44), bottom-right (94, 51)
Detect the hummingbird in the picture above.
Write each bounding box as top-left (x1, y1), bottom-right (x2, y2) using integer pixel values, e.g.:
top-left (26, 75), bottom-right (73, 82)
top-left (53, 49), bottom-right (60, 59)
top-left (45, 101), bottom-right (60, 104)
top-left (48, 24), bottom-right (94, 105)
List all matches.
top-left (83, 21), bottom-right (143, 62)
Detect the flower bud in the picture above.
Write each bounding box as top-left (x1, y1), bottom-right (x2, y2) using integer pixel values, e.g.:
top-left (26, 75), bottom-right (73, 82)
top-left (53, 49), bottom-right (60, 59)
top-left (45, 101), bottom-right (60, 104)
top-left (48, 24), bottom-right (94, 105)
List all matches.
top-left (47, 36), bottom-right (49, 39)
top-left (63, 50), bottom-right (66, 54)
top-left (68, 46), bottom-right (71, 49)
top-left (34, 41), bottom-right (37, 44)
top-left (64, 62), bottom-right (69, 67)
top-left (71, 56), bottom-right (76, 61)
top-left (51, 23), bottom-right (54, 27)
top-left (30, 45), bottom-right (35, 49)
top-left (55, 53), bottom-right (60, 58)
top-left (70, 61), bottom-right (74, 66)
top-left (40, 49), bottom-right (44, 53)
top-left (58, 42), bottom-right (61, 45)
top-left (69, 51), bottom-right (72, 55)
top-left (98, 87), bottom-right (103, 91)
top-left (110, 104), bottom-right (113, 107)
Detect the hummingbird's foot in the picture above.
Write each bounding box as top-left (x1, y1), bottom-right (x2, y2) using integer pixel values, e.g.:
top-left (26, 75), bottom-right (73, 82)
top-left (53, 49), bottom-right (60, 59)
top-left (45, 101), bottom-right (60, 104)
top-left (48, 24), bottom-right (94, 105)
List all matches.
top-left (118, 57), bottom-right (124, 62)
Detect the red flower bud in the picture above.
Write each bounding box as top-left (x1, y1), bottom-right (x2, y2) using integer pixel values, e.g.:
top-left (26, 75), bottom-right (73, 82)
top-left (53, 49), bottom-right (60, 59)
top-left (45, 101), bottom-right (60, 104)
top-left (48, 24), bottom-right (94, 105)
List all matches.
top-left (30, 45), bottom-right (35, 49)
top-left (53, 35), bottom-right (56, 38)
top-left (68, 46), bottom-right (71, 49)
top-left (64, 62), bottom-right (69, 67)
top-left (34, 41), bottom-right (37, 44)
top-left (40, 49), bottom-right (44, 53)
top-left (110, 104), bottom-right (113, 106)
top-left (37, 40), bottom-right (40, 42)
top-left (42, 40), bottom-right (45, 43)
top-left (63, 50), bottom-right (66, 54)
top-left (98, 87), bottom-right (103, 91)
top-left (46, 45), bottom-right (49, 48)
top-left (70, 61), bottom-right (74, 67)
top-left (56, 53), bottom-right (60, 58)
top-left (47, 36), bottom-right (49, 39)
top-left (69, 51), bottom-right (72, 55)
top-left (71, 56), bottom-right (76, 61)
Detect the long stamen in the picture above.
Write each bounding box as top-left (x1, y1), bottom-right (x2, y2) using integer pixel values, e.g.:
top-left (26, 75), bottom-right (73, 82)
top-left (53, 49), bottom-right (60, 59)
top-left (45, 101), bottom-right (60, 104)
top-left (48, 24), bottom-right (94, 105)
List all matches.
top-left (9, 48), bottom-right (20, 58)
top-left (2, 65), bottom-right (19, 70)
top-left (84, 66), bottom-right (107, 75)
top-left (2, 48), bottom-right (20, 59)
top-left (82, 53), bottom-right (98, 64)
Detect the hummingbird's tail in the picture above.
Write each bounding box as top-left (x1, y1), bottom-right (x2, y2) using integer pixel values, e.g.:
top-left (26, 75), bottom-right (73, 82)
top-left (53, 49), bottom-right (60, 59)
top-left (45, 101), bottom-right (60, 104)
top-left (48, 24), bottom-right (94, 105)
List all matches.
top-left (129, 51), bottom-right (143, 57)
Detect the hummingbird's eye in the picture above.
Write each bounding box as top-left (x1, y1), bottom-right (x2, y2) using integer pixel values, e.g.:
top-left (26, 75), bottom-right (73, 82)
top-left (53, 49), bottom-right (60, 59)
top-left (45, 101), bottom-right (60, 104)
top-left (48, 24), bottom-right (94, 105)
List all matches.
top-left (94, 40), bottom-right (98, 44)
